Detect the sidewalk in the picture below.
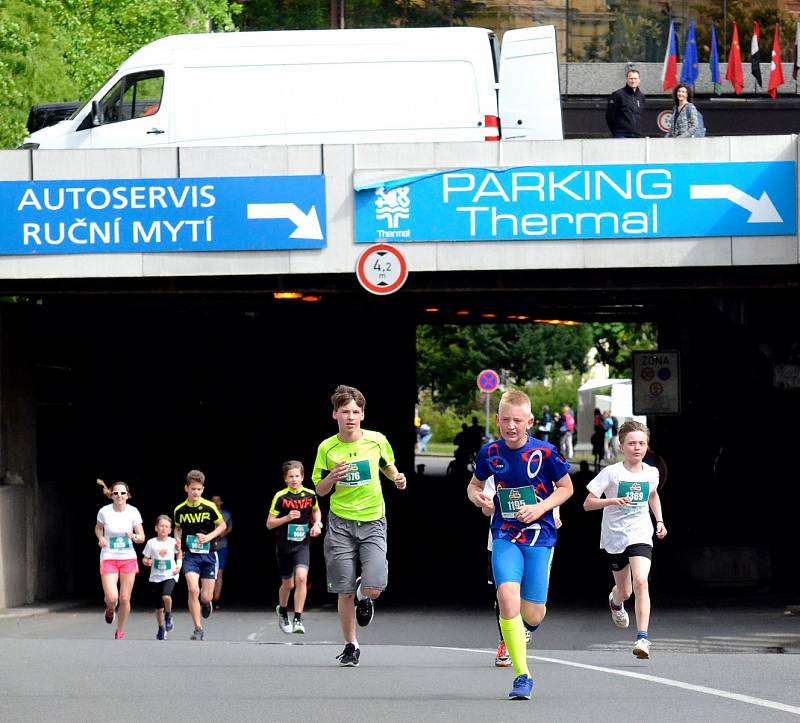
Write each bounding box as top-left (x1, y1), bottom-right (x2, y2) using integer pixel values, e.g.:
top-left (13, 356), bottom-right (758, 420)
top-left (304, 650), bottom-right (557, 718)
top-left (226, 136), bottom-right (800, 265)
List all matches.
top-left (0, 599), bottom-right (87, 621)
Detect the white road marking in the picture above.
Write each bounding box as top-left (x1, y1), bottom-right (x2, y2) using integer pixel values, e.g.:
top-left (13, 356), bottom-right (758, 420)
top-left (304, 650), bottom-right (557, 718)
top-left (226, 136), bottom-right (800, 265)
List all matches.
top-left (432, 646), bottom-right (800, 717)
top-left (247, 625), bottom-right (268, 641)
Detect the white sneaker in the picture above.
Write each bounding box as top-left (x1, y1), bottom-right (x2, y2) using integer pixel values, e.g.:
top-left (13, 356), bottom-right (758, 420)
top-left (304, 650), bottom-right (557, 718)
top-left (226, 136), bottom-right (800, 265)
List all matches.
top-left (275, 605), bottom-right (292, 634)
top-left (609, 592), bottom-right (629, 628)
top-left (525, 629), bottom-right (532, 645)
top-left (633, 637), bottom-right (651, 659)
top-left (292, 619), bottom-right (305, 634)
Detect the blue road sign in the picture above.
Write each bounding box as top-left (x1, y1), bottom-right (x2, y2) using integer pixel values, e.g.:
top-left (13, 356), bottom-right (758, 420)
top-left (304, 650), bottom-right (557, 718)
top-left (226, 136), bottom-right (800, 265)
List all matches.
top-left (355, 162), bottom-right (796, 242)
top-left (0, 175), bottom-right (326, 255)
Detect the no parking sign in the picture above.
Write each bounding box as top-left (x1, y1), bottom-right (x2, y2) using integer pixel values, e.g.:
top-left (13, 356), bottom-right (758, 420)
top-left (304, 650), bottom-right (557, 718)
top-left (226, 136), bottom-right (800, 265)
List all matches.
top-left (477, 369), bottom-right (500, 393)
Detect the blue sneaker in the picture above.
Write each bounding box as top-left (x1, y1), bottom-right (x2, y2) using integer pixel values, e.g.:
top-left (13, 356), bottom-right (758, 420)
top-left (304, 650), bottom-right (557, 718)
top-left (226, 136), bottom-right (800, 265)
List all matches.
top-left (164, 613), bottom-right (174, 632)
top-left (156, 627), bottom-right (166, 640)
top-left (509, 674), bottom-right (534, 700)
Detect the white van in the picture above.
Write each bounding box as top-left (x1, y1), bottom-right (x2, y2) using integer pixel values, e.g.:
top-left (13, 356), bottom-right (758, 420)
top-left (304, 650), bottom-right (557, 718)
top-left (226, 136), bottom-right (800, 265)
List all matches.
top-left (22, 26), bottom-right (562, 149)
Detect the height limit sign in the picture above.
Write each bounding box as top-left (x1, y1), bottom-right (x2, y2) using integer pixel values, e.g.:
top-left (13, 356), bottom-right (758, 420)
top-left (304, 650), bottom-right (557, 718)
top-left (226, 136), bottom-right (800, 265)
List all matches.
top-left (632, 351), bottom-right (681, 415)
top-left (356, 244), bottom-right (408, 295)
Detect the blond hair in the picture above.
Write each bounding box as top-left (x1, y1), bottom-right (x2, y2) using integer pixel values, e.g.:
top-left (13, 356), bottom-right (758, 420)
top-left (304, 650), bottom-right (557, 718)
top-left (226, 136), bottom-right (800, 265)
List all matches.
top-left (498, 389), bottom-right (531, 412)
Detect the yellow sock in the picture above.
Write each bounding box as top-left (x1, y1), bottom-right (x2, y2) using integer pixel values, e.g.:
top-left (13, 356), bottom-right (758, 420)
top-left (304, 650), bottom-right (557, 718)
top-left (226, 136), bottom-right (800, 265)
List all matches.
top-left (499, 615), bottom-right (529, 677)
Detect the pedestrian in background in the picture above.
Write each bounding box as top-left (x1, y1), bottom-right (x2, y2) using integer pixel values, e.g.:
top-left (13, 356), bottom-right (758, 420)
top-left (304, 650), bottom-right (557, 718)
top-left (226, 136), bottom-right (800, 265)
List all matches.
top-left (605, 67), bottom-right (645, 138)
top-left (665, 83), bottom-right (699, 138)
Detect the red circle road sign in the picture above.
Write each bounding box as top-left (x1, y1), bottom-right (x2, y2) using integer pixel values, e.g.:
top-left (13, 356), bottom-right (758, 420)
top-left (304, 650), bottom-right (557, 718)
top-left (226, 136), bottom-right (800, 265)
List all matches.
top-left (477, 369), bottom-right (500, 393)
top-left (356, 244), bottom-right (408, 295)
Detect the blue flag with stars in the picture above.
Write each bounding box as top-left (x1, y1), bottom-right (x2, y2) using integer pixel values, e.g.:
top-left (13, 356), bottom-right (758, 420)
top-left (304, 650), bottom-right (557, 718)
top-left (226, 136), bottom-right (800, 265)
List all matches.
top-left (710, 23), bottom-right (722, 94)
top-left (680, 19), bottom-right (700, 85)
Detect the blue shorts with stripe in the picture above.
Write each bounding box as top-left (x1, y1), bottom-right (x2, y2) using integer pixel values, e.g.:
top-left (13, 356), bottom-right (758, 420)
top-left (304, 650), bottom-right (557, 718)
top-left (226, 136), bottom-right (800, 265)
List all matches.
top-left (491, 537), bottom-right (554, 604)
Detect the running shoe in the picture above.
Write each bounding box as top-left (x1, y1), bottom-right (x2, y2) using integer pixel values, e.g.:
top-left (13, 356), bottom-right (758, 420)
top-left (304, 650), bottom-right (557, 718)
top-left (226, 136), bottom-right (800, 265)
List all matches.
top-left (609, 592), bottom-right (629, 628)
top-left (292, 619), bottom-right (306, 634)
top-left (508, 673), bottom-right (534, 700)
top-left (104, 608), bottom-right (114, 624)
top-left (632, 637), bottom-right (651, 659)
top-left (190, 626), bottom-right (204, 641)
top-left (201, 600), bottom-right (213, 619)
top-left (114, 630), bottom-right (124, 640)
top-left (156, 627), bottom-right (166, 641)
top-left (354, 577), bottom-right (374, 627)
top-left (164, 613), bottom-right (174, 632)
top-left (495, 641), bottom-right (511, 667)
top-left (276, 605), bottom-right (292, 634)
top-left (336, 643), bottom-right (360, 667)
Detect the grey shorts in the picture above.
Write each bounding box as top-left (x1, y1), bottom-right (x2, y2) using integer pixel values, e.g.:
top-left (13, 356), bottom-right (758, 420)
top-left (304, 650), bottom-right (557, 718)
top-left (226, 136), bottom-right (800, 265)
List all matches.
top-left (323, 511), bottom-right (388, 594)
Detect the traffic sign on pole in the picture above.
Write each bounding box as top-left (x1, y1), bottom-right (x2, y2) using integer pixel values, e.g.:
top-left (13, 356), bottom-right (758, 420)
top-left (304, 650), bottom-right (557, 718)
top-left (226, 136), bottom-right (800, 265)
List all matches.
top-left (477, 369), bottom-right (500, 393)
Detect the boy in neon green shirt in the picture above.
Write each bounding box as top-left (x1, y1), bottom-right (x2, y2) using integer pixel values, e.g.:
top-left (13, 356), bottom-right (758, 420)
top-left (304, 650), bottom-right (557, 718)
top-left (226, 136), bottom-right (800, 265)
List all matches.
top-left (312, 385), bottom-right (406, 667)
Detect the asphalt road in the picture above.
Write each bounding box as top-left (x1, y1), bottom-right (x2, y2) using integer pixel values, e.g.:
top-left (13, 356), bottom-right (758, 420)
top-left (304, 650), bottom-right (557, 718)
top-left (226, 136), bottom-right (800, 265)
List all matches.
top-left (1, 601), bottom-right (798, 722)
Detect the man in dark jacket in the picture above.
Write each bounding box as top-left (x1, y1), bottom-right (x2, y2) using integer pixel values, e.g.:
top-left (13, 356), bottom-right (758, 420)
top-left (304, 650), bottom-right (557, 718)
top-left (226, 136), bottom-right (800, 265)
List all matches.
top-left (605, 68), bottom-right (645, 138)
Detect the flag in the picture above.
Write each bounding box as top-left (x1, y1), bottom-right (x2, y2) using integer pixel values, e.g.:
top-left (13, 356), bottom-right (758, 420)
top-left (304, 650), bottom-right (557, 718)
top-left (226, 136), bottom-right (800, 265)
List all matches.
top-left (710, 23), bottom-right (722, 94)
top-left (661, 20), bottom-right (678, 91)
top-left (726, 22), bottom-right (744, 94)
top-left (751, 21), bottom-right (762, 87)
top-left (793, 22), bottom-right (799, 80)
top-left (680, 19), bottom-right (699, 85)
top-left (768, 23), bottom-right (784, 98)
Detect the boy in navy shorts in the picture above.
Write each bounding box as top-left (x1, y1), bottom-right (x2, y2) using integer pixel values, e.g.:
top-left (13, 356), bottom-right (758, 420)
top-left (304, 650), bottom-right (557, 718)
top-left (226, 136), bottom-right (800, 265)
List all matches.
top-left (267, 460), bottom-right (322, 634)
top-left (174, 469), bottom-right (227, 641)
top-left (467, 390), bottom-right (573, 701)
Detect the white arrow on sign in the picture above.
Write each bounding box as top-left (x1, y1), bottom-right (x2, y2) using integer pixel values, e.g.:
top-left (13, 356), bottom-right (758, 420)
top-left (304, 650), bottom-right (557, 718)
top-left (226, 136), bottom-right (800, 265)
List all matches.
top-left (246, 203), bottom-right (323, 239)
top-left (689, 184), bottom-right (782, 223)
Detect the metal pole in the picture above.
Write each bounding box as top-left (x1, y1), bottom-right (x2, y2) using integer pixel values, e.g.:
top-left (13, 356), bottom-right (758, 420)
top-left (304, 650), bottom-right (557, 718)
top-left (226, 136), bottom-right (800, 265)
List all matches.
top-left (484, 393), bottom-right (491, 440)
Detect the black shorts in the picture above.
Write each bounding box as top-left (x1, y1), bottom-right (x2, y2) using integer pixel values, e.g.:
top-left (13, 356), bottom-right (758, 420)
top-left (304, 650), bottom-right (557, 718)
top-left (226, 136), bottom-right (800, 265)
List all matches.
top-left (150, 579), bottom-right (176, 609)
top-left (277, 543), bottom-right (310, 579)
top-left (607, 543), bottom-right (652, 572)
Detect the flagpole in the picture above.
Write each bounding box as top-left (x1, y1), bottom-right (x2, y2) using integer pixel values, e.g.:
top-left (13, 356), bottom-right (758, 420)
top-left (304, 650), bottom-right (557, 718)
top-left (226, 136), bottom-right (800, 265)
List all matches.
top-left (723, 0), bottom-right (727, 57)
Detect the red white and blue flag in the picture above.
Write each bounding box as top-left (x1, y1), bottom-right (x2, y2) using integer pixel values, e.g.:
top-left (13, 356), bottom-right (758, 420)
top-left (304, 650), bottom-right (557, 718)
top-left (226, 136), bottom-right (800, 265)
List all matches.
top-left (661, 20), bottom-right (678, 91)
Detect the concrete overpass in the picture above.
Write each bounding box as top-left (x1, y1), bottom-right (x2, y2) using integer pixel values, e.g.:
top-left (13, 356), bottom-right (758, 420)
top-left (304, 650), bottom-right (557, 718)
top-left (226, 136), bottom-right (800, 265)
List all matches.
top-left (0, 136), bottom-right (797, 609)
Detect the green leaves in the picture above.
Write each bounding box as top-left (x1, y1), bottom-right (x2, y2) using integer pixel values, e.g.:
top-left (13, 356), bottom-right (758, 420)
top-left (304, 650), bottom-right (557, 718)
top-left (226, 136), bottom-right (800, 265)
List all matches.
top-left (0, 0), bottom-right (236, 148)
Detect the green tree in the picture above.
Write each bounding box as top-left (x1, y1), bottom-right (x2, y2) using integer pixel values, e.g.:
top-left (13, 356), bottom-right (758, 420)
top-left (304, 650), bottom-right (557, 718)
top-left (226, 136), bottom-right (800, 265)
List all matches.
top-left (416, 323), bottom-right (594, 413)
top-left (0, 0), bottom-right (236, 149)
top-left (590, 322), bottom-right (657, 376)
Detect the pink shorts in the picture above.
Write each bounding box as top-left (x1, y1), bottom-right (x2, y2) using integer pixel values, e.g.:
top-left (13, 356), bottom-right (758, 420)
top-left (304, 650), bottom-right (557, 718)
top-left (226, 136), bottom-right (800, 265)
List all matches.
top-left (100, 558), bottom-right (139, 576)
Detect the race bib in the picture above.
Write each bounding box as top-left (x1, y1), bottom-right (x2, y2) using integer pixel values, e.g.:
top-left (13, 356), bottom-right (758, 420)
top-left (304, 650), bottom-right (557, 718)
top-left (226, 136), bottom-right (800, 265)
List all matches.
top-left (287, 524), bottom-right (309, 542)
top-left (497, 485), bottom-right (536, 519)
top-left (338, 460), bottom-right (372, 487)
top-left (618, 480), bottom-right (649, 513)
top-left (186, 534), bottom-right (210, 554)
top-left (153, 558), bottom-right (172, 571)
top-left (108, 535), bottom-right (131, 550)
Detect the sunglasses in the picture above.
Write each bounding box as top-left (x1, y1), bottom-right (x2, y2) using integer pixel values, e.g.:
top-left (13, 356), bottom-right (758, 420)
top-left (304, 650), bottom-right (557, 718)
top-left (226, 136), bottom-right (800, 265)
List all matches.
top-left (111, 491), bottom-right (128, 497)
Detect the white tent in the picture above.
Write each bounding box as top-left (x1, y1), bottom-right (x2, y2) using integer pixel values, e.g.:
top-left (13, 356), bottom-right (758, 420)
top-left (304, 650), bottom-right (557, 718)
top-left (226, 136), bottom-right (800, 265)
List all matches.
top-left (575, 378), bottom-right (643, 448)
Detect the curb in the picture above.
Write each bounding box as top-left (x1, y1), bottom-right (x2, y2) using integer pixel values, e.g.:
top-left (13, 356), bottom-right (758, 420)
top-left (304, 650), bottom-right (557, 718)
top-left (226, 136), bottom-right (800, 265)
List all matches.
top-left (0, 599), bottom-right (87, 621)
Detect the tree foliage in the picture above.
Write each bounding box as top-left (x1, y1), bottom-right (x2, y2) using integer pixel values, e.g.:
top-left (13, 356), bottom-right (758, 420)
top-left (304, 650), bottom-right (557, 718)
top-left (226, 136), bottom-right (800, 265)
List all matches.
top-left (0, 0), bottom-right (237, 149)
top-left (417, 323), bottom-right (594, 413)
top-left (589, 322), bottom-right (657, 376)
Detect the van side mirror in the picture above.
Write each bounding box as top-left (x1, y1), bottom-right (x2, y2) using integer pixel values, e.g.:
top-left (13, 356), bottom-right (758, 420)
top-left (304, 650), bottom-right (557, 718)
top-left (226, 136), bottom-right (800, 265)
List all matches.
top-left (91, 100), bottom-right (104, 127)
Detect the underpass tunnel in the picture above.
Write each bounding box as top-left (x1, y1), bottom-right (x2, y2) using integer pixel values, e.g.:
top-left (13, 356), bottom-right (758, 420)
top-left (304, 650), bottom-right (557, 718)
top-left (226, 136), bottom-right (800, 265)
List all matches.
top-left (1, 265), bottom-right (799, 609)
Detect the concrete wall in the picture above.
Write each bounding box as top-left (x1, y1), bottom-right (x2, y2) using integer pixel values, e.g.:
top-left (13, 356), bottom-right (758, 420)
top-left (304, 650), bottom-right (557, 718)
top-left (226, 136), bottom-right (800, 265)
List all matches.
top-left (0, 311), bottom-right (37, 608)
top-left (560, 62), bottom-right (799, 96)
top-left (0, 134), bottom-right (797, 284)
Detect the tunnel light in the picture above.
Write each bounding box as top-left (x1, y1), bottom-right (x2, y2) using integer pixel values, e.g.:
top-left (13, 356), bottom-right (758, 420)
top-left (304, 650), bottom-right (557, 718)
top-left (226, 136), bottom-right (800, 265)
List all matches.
top-left (455, 310), bottom-right (470, 316)
top-left (424, 307), bottom-right (441, 313)
top-left (273, 292), bottom-right (303, 300)
top-left (533, 319), bottom-right (580, 326)
top-left (481, 312), bottom-right (497, 318)
top-left (301, 295), bottom-right (322, 302)
top-left (516, 315), bottom-right (530, 320)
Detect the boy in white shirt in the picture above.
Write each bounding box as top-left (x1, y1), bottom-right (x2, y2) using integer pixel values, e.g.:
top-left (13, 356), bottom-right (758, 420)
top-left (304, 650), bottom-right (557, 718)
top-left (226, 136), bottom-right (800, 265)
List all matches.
top-left (583, 420), bottom-right (667, 659)
top-left (142, 515), bottom-right (182, 640)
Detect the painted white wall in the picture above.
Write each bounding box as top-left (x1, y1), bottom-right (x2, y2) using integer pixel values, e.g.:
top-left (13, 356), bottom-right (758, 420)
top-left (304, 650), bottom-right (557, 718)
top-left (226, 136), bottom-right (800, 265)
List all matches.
top-left (0, 134), bottom-right (796, 282)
